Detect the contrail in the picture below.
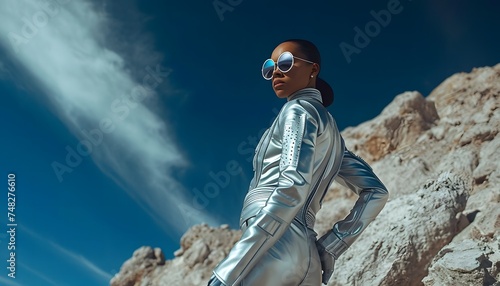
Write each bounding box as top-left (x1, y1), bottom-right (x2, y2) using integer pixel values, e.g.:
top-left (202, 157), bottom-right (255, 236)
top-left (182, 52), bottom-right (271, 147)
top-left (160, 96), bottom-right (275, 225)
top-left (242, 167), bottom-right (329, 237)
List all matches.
top-left (21, 225), bottom-right (112, 284)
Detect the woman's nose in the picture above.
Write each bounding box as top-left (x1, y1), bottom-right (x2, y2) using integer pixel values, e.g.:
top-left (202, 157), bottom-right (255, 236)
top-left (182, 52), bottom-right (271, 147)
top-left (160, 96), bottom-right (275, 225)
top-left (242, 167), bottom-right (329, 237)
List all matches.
top-left (272, 64), bottom-right (283, 78)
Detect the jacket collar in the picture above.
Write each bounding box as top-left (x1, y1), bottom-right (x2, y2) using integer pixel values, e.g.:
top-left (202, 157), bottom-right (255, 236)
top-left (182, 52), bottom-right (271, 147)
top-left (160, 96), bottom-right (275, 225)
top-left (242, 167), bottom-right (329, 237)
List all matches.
top-left (287, 88), bottom-right (323, 104)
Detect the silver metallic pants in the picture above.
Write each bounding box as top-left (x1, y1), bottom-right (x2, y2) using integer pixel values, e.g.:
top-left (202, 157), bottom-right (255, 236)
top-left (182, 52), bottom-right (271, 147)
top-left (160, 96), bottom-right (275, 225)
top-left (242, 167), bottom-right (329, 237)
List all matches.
top-left (240, 217), bottom-right (322, 286)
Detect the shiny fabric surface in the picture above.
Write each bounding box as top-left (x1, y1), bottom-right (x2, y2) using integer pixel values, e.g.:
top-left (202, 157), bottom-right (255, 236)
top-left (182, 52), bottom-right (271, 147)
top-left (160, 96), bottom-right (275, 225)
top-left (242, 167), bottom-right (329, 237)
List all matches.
top-left (212, 88), bottom-right (389, 286)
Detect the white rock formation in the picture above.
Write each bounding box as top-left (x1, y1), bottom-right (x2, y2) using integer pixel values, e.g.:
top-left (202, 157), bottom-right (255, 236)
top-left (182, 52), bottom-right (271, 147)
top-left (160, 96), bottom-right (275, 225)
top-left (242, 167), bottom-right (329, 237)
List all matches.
top-left (110, 63), bottom-right (500, 286)
top-left (327, 171), bottom-right (470, 286)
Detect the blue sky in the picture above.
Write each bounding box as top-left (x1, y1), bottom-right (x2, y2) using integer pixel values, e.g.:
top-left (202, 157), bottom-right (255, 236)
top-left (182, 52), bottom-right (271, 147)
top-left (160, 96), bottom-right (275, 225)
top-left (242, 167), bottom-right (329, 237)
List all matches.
top-left (0, 0), bottom-right (498, 285)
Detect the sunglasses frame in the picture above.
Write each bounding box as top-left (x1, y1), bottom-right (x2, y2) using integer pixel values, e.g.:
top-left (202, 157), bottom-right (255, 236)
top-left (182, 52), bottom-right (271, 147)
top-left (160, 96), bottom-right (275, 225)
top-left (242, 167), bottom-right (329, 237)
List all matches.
top-left (261, 51), bottom-right (315, 80)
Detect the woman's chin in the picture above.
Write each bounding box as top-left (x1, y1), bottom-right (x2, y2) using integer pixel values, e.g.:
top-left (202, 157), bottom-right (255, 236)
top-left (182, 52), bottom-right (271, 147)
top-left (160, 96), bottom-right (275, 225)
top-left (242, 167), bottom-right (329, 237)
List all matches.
top-left (274, 89), bottom-right (290, 99)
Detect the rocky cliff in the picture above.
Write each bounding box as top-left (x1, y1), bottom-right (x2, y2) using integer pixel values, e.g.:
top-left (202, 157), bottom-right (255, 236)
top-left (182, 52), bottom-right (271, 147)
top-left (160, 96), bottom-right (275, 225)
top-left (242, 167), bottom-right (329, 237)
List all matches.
top-left (110, 63), bottom-right (500, 286)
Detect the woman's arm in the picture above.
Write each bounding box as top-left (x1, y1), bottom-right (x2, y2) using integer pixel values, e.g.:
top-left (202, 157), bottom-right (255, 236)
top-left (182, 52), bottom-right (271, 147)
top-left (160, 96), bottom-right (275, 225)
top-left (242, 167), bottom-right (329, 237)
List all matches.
top-left (212, 102), bottom-right (319, 286)
top-left (317, 148), bottom-right (389, 260)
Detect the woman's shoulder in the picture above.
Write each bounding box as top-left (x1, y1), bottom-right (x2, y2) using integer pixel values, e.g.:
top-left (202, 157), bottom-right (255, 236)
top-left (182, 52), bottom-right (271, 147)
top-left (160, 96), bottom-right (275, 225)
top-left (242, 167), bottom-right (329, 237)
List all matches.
top-left (281, 97), bottom-right (324, 118)
top-left (278, 98), bottom-right (332, 131)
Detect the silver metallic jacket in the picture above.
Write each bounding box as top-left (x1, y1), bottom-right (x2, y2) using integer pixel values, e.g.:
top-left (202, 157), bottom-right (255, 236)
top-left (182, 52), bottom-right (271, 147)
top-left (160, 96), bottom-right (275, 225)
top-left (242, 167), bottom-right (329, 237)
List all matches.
top-left (213, 88), bottom-right (389, 285)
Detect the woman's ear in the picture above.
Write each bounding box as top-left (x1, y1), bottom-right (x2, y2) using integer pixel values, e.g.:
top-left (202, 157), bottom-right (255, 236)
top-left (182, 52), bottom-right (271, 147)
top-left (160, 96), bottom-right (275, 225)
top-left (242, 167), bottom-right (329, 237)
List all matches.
top-left (312, 63), bottom-right (320, 77)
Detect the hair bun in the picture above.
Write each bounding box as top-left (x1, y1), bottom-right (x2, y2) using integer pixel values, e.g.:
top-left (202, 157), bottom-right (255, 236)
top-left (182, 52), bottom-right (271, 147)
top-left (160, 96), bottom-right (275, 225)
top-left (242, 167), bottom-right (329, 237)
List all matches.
top-left (316, 77), bottom-right (334, 107)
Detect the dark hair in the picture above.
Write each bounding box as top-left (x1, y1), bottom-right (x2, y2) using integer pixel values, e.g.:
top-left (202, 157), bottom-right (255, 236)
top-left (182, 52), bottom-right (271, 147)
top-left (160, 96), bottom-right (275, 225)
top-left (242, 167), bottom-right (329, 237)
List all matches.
top-left (282, 39), bottom-right (334, 107)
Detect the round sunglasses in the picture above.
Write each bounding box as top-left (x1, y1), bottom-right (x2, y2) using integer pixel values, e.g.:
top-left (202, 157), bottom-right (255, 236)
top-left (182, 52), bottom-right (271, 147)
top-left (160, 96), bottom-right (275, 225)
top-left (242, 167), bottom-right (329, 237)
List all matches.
top-left (261, 51), bottom-right (315, 80)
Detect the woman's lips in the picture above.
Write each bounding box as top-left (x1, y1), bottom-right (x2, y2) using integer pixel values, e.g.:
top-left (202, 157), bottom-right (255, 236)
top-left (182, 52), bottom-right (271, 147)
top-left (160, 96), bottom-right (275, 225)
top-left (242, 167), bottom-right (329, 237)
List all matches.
top-left (273, 80), bottom-right (285, 87)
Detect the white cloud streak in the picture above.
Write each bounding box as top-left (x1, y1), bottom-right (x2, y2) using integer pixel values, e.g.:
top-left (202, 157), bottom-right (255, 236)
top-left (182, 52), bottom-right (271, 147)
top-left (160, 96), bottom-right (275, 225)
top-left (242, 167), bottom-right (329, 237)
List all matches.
top-left (21, 225), bottom-right (112, 284)
top-left (0, 0), bottom-right (220, 236)
top-left (18, 262), bottom-right (59, 286)
top-left (0, 276), bottom-right (24, 286)
top-left (47, 242), bottom-right (113, 282)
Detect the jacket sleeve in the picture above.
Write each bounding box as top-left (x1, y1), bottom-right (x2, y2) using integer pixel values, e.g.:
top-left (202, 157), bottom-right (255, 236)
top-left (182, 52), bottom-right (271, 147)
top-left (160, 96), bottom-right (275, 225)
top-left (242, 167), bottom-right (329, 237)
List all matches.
top-left (317, 148), bottom-right (389, 259)
top-left (213, 102), bottom-right (318, 285)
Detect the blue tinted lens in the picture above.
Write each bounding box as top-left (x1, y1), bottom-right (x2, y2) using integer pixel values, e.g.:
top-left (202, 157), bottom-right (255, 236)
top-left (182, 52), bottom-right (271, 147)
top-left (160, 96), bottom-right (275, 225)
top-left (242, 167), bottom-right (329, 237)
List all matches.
top-left (262, 59), bottom-right (275, 79)
top-left (277, 52), bottom-right (293, 73)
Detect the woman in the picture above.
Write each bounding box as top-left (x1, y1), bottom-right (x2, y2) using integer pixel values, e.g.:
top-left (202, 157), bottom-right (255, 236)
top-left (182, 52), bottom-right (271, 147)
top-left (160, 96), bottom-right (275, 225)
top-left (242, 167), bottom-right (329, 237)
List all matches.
top-left (208, 39), bottom-right (389, 286)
